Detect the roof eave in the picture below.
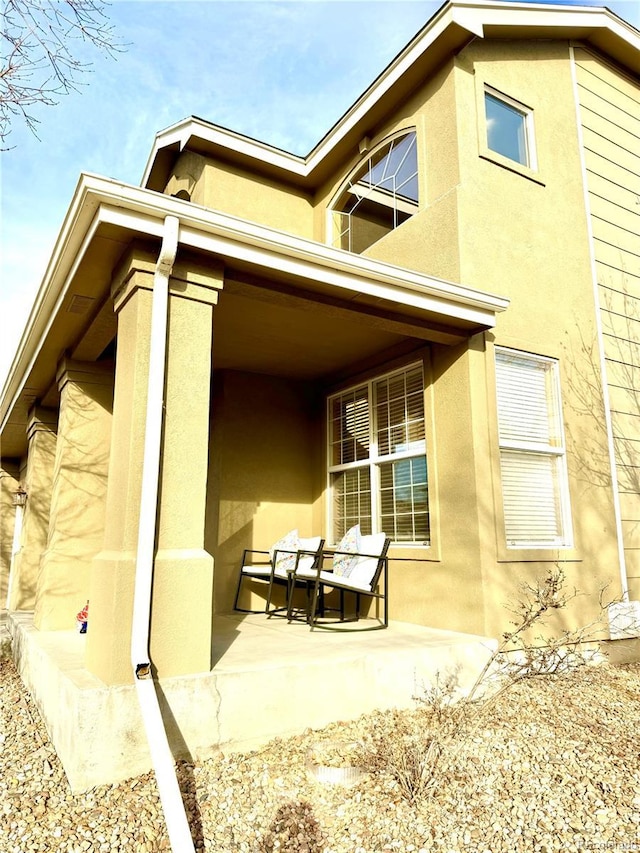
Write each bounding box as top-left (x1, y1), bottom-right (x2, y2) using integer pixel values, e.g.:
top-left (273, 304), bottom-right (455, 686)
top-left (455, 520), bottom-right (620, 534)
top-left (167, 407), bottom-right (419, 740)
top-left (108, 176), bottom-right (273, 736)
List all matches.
top-left (0, 175), bottom-right (509, 441)
top-left (141, 0), bottom-right (640, 192)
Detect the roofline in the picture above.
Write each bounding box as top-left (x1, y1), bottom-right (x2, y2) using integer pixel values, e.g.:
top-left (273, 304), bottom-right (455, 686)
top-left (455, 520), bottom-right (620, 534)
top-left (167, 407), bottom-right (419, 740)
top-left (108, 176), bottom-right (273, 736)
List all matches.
top-left (0, 174), bottom-right (509, 433)
top-left (141, 0), bottom-right (640, 188)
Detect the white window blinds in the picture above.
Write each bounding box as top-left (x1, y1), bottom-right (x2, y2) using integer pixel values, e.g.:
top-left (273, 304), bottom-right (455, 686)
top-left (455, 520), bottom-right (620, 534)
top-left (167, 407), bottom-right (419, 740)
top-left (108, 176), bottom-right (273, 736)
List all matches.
top-left (495, 349), bottom-right (571, 548)
top-left (328, 364), bottom-right (429, 544)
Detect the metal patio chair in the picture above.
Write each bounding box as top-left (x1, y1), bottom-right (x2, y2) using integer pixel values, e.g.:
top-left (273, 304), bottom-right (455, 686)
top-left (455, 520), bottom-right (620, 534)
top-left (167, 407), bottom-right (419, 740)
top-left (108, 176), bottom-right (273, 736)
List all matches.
top-left (288, 533), bottom-right (390, 629)
top-left (233, 533), bottom-right (324, 614)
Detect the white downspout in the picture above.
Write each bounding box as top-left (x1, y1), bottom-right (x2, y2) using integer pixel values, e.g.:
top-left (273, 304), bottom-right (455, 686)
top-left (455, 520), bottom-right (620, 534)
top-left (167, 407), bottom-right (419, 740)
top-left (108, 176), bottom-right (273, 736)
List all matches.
top-left (130, 214), bottom-right (196, 853)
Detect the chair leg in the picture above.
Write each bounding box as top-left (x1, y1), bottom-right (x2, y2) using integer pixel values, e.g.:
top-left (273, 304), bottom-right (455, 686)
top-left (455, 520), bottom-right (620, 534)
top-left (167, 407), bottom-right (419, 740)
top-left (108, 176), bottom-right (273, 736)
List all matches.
top-left (309, 578), bottom-right (321, 628)
top-left (383, 558), bottom-right (388, 627)
top-left (265, 568), bottom-right (277, 615)
top-left (233, 551), bottom-right (250, 611)
top-left (233, 571), bottom-right (243, 611)
top-left (287, 576), bottom-right (299, 621)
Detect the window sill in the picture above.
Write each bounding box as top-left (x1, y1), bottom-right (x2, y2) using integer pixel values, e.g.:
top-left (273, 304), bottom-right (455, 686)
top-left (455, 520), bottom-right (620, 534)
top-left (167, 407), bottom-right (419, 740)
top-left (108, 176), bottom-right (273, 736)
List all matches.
top-left (479, 152), bottom-right (546, 187)
top-left (497, 546), bottom-right (581, 563)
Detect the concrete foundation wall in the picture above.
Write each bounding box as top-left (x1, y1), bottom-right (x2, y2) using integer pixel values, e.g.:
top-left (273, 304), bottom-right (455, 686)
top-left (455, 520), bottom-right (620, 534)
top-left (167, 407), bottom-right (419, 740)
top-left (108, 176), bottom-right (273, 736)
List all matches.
top-left (9, 611), bottom-right (495, 792)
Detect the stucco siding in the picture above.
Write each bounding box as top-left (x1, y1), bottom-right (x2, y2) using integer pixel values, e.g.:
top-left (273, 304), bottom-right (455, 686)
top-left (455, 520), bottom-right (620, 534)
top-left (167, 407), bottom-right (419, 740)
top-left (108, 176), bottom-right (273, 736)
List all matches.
top-left (575, 46), bottom-right (640, 594)
top-left (206, 370), bottom-right (319, 613)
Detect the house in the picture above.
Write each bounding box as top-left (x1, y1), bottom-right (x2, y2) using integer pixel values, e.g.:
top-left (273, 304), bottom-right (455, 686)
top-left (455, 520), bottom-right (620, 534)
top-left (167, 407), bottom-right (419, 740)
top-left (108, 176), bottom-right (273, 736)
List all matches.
top-left (1, 0), bottom-right (639, 791)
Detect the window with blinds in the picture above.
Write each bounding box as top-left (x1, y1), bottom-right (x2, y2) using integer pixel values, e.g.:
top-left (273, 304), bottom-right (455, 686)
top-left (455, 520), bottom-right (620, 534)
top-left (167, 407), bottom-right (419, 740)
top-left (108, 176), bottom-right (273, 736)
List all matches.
top-left (328, 364), bottom-right (429, 545)
top-left (495, 348), bottom-right (572, 548)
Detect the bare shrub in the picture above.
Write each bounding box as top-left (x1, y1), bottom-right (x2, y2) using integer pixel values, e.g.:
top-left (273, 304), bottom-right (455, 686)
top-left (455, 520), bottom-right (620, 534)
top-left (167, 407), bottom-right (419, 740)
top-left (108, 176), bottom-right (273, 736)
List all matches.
top-left (367, 566), bottom-right (606, 805)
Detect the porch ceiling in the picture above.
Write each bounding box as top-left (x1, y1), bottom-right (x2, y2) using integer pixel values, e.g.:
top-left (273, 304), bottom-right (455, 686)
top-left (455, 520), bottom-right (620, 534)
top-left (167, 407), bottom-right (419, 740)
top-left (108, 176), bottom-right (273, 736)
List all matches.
top-left (214, 286), bottom-right (408, 381)
top-left (213, 271), bottom-right (472, 381)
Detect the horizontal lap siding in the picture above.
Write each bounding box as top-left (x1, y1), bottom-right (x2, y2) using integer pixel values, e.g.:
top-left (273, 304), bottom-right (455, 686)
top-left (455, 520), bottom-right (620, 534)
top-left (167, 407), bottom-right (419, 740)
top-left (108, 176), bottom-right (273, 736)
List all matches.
top-left (575, 47), bottom-right (640, 583)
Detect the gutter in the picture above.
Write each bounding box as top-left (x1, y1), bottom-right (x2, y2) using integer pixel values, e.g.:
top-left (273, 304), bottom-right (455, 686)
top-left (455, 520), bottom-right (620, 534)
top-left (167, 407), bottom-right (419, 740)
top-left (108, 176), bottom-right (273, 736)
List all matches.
top-left (130, 214), bottom-right (196, 852)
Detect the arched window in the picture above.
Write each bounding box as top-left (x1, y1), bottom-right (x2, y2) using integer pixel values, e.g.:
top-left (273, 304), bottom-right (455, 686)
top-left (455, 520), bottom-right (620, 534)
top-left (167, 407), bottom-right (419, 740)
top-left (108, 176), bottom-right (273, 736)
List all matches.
top-left (330, 131), bottom-right (418, 254)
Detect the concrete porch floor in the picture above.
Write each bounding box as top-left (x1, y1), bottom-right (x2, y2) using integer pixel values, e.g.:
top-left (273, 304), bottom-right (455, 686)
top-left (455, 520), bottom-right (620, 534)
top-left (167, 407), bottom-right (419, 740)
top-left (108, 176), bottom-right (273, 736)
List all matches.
top-left (4, 610), bottom-right (496, 792)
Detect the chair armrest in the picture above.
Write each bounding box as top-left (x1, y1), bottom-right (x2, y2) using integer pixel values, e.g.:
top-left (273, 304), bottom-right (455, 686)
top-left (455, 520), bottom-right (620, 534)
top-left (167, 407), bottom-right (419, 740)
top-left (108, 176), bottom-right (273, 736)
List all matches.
top-left (322, 549), bottom-right (384, 560)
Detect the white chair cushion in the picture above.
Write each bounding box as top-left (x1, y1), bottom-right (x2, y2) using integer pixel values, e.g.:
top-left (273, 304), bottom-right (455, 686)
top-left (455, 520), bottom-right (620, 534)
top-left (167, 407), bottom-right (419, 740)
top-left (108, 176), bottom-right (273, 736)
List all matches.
top-left (241, 564), bottom-right (272, 577)
top-left (349, 532), bottom-right (387, 588)
top-left (317, 569), bottom-right (372, 592)
top-left (297, 536), bottom-right (322, 573)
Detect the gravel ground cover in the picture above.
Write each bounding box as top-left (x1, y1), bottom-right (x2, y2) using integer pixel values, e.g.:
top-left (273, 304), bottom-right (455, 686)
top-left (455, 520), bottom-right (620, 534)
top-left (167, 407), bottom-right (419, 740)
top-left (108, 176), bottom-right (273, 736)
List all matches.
top-left (1, 653), bottom-right (639, 853)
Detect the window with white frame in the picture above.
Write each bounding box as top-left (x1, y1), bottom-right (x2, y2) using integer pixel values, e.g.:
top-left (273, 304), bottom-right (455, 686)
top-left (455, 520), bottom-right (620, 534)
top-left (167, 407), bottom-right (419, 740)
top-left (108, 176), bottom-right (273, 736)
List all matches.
top-left (484, 88), bottom-right (535, 169)
top-left (495, 348), bottom-right (572, 548)
top-left (328, 363), bottom-right (429, 545)
top-left (331, 131), bottom-right (418, 254)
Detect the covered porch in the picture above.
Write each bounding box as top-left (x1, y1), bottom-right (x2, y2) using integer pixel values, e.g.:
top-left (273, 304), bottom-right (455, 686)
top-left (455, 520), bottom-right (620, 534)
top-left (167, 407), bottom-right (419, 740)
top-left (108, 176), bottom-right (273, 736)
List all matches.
top-left (0, 177), bottom-right (508, 690)
top-left (5, 608), bottom-right (496, 791)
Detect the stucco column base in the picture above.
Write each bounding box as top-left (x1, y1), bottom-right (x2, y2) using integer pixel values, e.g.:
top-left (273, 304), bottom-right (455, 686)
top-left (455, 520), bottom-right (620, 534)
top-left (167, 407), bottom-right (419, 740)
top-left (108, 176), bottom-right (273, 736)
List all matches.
top-left (87, 549), bottom-right (215, 685)
top-left (85, 551), bottom-right (136, 685)
top-left (149, 549), bottom-right (214, 678)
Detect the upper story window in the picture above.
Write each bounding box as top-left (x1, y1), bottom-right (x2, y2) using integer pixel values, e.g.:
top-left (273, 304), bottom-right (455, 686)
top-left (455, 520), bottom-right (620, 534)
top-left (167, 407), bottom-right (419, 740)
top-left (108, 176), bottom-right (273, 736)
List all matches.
top-left (484, 88), bottom-right (535, 169)
top-left (330, 130), bottom-right (418, 254)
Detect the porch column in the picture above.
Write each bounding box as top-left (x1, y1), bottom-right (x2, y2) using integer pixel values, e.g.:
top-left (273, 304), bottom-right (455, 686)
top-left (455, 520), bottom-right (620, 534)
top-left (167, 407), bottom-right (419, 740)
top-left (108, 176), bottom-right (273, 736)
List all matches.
top-left (34, 360), bottom-right (114, 631)
top-left (86, 246), bottom-right (223, 685)
top-left (8, 407), bottom-right (57, 611)
top-left (0, 462), bottom-right (20, 606)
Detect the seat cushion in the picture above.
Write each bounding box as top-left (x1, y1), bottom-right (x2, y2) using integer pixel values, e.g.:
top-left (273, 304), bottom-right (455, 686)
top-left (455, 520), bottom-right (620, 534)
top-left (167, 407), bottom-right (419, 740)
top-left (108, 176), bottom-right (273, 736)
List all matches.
top-left (241, 564), bottom-right (272, 577)
top-left (317, 569), bottom-right (372, 592)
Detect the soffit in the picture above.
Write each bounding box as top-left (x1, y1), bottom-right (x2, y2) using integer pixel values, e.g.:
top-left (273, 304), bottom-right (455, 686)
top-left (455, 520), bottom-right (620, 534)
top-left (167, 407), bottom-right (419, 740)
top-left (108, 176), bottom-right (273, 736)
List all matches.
top-left (211, 267), bottom-right (475, 381)
top-left (0, 223), bottom-right (134, 458)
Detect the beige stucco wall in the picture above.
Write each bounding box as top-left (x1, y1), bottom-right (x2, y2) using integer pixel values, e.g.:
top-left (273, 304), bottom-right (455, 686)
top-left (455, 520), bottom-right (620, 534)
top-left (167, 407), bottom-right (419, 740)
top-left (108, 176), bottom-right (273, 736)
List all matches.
top-left (165, 151), bottom-right (315, 239)
top-left (315, 60), bottom-right (463, 282)
top-left (310, 37), bottom-right (621, 637)
top-left (177, 36), bottom-right (626, 640)
top-left (207, 369), bottom-right (322, 613)
top-left (451, 39), bottom-right (620, 635)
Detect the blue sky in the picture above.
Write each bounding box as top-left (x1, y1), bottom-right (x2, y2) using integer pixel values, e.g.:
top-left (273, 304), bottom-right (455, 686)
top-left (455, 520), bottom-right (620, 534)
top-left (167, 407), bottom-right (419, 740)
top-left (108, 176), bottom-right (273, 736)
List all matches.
top-left (1, 0), bottom-right (639, 387)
